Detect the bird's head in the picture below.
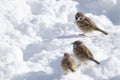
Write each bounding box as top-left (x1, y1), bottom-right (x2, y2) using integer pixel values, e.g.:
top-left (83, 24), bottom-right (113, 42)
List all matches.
top-left (72, 40), bottom-right (83, 47)
top-left (64, 53), bottom-right (70, 58)
top-left (75, 12), bottom-right (85, 21)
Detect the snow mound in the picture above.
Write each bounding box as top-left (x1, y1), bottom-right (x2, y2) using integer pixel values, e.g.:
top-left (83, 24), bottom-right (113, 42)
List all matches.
top-left (0, 0), bottom-right (120, 80)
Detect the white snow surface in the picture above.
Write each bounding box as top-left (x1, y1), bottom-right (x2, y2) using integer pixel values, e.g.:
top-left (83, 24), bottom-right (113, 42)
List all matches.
top-left (0, 0), bottom-right (120, 80)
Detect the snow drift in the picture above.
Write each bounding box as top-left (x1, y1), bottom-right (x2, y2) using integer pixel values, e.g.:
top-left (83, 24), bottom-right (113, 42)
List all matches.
top-left (0, 0), bottom-right (120, 80)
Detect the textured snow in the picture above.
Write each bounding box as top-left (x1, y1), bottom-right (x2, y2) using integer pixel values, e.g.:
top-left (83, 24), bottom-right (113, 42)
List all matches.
top-left (0, 0), bottom-right (120, 80)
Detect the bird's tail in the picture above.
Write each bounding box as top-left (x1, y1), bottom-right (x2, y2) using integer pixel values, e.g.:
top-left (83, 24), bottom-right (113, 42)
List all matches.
top-left (95, 28), bottom-right (108, 35)
top-left (91, 59), bottom-right (100, 64)
top-left (69, 67), bottom-right (75, 72)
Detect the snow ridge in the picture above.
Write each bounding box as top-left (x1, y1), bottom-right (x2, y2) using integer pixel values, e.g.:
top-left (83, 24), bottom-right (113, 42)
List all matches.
top-left (0, 0), bottom-right (120, 80)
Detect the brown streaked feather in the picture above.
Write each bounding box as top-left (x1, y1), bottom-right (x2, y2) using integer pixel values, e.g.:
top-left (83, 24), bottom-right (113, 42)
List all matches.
top-left (61, 56), bottom-right (76, 72)
top-left (85, 17), bottom-right (97, 29)
top-left (74, 44), bottom-right (100, 64)
top-left (61, 58), bottom-right (71, 69)
top-left (86, 17), bottom-right (108, 35)
top-left (75, 12), bottom-right (108, 35)
top-left (75, 44), bottom-right (94, 59)
top-left (76, 17), bottom-right (96, 32)
top-left (72, 40), bottom-right (100, 64)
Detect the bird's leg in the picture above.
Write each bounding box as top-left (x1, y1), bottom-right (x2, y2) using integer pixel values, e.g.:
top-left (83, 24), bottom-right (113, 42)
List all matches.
top-left (77, 63), bottom-right (81, 67)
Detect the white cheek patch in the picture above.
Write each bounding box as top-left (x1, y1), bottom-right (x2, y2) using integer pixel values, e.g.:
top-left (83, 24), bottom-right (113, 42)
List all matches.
top-left (73, 43), bottom-right (83, 48)
top-left (77, 17), bottom-right (84, 21)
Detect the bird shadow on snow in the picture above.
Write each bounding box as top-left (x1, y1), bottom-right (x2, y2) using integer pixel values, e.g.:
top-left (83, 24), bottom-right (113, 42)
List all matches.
top-left (56, 34), bottom-right (104, 39)
top-left (57, 34), bottom-right (80, 39)
top-left (11, 56), bottom-right (63, 80)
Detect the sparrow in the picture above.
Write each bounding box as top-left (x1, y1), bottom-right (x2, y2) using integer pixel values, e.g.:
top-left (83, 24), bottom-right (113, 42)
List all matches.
top-left (72, 40), bottom-right (100, 64)
top-left (75, 12), bottom-right (108, 35)
top-left (61, 53), bottom-right (76, 74)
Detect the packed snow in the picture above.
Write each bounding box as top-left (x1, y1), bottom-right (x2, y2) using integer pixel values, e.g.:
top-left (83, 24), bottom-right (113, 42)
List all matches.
top-left (0, 0), bottom-right (120, 80)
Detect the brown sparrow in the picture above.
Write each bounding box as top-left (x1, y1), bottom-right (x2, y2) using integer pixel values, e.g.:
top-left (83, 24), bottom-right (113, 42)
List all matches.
top-left (72, 40), bottom-right (100, 64)
top-left (61, 53), bottom-right (76, 74)
top-left (75, 12), bottom-right (108, 35)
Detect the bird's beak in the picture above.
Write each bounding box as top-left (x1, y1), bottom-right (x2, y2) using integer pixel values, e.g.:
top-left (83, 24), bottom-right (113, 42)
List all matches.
top-left (75, 16), bottom-right (78, 20)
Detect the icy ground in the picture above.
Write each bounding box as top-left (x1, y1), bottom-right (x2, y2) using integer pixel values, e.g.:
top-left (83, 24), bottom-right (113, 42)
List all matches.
top-left (0, 0), bottom-right (120, 80)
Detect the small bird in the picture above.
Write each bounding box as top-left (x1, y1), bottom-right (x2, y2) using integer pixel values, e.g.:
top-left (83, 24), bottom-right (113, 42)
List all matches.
top-left (61, 53), bottom-right (76, 74)
top-left (75, 12), bottom-right (108, 35)
top-left (72, 40), bottom-right (100, 64)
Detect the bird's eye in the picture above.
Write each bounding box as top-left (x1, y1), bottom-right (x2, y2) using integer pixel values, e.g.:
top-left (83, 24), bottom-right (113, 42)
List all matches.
top-left (78, 16), bottom-right (84, 21)
top-left (79, 16), bottom-right (83, 19)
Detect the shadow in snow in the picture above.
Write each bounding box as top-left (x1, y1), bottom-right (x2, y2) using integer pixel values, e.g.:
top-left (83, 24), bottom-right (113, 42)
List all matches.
top-left (22, 42), bottom-right (42, 61)
top-left (12, 56), bottom-right (63, 80)
top-left (23, 39), bottom-right (53, 61)
top-left (109, 75), bottom-right (120, 80)
top-left (57, 34), bottom-right (79, 39)
top-left (11, 71), bottom-right (57, 80)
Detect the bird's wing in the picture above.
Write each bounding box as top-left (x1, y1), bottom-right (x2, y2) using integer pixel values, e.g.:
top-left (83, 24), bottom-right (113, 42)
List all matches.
top-left (76, 45), bottom-right (94, 59)
top-left (62, 58), bottom-right (72, 68)
top-left (85, 17), bottom-right (97, 29)
top-left (66, 59), bottom-right (72, 68)
top-left (70, 58), bottom-right (75, 66)
top-left (66, 59), bottom-right (75, 71)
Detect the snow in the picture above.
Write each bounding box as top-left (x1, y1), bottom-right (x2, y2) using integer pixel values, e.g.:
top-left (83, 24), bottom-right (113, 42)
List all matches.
top-left (0, 0), bottom-right (120, 80)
